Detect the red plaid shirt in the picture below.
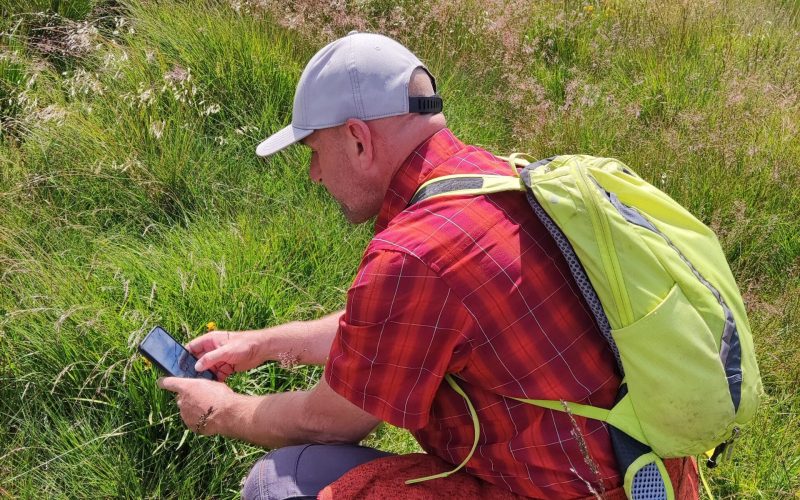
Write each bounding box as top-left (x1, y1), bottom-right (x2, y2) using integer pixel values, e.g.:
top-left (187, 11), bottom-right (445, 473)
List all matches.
top-left (325, 129), bottom-right (623, 498)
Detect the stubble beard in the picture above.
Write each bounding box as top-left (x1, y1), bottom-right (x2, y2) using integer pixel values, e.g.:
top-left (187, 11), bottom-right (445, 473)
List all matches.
top-left (338, 200), bottom-right (370, 225)
top-left (335, 190), bottom-right (382, 225)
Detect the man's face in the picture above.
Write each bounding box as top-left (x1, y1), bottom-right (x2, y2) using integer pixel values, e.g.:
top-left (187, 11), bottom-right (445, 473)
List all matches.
top-left (302, 125), bottom-right (385, 224)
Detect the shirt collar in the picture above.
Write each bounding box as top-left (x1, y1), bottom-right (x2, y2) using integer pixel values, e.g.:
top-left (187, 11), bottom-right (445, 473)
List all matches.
top-left (374, 128), bottom-right (465, 233)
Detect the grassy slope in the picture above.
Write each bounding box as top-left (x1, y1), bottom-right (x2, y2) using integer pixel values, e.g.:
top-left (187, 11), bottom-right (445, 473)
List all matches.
top-left (1, 0), bottom-right (798, 498)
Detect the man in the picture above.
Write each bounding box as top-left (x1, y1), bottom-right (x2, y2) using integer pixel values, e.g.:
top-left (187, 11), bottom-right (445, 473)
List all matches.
top-left (159, 33), bottom-right (697, 499)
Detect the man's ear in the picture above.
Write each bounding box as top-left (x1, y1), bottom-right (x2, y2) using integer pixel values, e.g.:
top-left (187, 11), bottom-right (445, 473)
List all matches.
top-left (343, 118), bottom-right (373, 167)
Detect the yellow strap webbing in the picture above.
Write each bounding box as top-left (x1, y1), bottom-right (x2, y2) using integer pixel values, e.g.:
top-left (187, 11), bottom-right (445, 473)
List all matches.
top-left (508, 397), bottom-right (611, 422)
top-left (405, 375), bottom-right (481, 484)
top-left (406, 376), bottom-right (616, 486)
top-left (497, 153), bottom-right (535, 175)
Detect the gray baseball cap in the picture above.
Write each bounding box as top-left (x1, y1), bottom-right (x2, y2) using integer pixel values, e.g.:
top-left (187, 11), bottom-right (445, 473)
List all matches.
top-left (256, 32), bottom-right (439, 157)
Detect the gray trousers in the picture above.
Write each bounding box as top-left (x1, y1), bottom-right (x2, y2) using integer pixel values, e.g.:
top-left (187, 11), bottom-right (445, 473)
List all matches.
top-left (241, 444), bottom-right (393, 500)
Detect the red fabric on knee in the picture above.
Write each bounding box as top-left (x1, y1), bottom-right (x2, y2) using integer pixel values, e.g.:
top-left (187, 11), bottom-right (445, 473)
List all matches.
top-left (318, 454), bottom-right (699, 500)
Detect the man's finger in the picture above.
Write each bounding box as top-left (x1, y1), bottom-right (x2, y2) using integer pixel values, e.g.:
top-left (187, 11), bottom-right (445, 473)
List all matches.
top-left (195, 347), bottom-right (227, 372)
top-left (158, 376), bottom-right (189, 393)
top-left (217, 364), bottom-right (234, 382)
top-left (185, 334), bottom-right (216, 356)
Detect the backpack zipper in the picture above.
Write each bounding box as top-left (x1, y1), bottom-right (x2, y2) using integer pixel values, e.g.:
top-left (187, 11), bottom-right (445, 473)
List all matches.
top-left (574, 165), bottom-right (634, 326)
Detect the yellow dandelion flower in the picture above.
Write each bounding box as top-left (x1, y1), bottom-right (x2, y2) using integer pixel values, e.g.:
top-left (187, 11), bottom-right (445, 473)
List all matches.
top-left (206, 321), bottom-right (217, 331)
top-left (583, 4), bottom-right (594, 14)
top-left (141, 357), bottom-right (152, 368)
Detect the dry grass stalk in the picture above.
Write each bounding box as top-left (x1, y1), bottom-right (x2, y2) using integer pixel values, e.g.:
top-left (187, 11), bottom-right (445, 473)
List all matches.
top-left (561, 399), bottom-right (607, 498)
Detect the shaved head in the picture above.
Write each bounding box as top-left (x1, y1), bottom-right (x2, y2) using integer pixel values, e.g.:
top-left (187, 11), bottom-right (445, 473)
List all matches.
top-left (303, 67), bottom-right (446, 224)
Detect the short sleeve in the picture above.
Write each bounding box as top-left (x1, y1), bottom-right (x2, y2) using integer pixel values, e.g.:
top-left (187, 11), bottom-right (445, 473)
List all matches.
top-left (325, 249), bottom-right (467, 430)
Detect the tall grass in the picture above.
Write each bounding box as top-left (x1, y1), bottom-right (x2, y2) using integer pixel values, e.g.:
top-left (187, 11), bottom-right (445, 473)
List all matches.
top-left (1, 0), bottom-right (798, 497)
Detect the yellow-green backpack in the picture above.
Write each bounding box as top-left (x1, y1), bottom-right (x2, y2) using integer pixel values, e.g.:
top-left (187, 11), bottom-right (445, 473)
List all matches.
top-left (406, 154), bottom-right (763, 500)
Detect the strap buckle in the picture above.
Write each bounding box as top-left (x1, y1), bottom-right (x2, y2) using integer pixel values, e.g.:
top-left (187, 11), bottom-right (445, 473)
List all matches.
top-left (408, 94), bottom-right (443, 114)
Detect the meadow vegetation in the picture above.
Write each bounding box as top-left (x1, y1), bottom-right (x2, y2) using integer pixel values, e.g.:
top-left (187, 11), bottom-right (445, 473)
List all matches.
top-left (1, 0), bottom-right (798, 497)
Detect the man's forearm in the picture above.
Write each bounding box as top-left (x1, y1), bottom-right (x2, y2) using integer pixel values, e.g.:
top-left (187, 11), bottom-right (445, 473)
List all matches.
top-left (254, 310), bottom-right (343, 366)
top-left (218, 379), bottom-right (380, 448)
top-left (220, 391), bottom-right (310, 448)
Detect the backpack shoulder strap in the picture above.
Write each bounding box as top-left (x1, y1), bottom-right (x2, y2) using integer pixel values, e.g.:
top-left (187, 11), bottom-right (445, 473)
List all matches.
top-left (408, 174), bottom-right (526, 206)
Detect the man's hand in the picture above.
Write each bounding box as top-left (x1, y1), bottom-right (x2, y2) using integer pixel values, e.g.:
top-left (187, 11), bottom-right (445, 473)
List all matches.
top-left (158, 377), bottom-right (235, 435)
top-left (186, 331), bottom-right (267, 382)
top-left (157, 374), bottom-right (380, 448)
top-left (185, 312), bottom-right (345, 379)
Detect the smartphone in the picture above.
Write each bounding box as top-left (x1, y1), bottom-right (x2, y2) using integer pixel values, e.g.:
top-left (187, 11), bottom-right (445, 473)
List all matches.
top-left (138, 326), bottom-right (215, 380)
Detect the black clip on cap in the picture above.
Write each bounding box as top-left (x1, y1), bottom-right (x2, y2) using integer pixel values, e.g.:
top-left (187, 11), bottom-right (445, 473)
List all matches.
top-left (409, 94), bottom-right (443, 114)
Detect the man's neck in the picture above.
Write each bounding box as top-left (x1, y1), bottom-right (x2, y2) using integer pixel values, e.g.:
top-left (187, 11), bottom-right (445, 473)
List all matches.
top-left (373, 128), bottom-right (464, 233)
top-left (371, 114), bottom-right (447, 182)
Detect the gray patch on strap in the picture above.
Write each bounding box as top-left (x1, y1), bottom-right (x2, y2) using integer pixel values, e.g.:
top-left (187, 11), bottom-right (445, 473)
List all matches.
top-left (408, 177), bottom-right (484, 206)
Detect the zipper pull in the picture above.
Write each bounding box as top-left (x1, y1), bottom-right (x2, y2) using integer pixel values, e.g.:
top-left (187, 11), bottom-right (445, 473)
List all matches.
top-left (706, 443), bottom-right (726, 468)
top-left (723, 427), bottom-right (740, 462)
top-left (706, 427), bottom-right (740, 468)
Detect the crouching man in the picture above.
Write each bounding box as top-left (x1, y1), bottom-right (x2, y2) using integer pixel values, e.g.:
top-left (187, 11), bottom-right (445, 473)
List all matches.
top-left (159, 32), bottom-right (698, 499)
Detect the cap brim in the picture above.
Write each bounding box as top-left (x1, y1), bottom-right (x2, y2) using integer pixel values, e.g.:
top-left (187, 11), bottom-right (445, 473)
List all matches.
top-left (255, 125), bottom-right (314, 157)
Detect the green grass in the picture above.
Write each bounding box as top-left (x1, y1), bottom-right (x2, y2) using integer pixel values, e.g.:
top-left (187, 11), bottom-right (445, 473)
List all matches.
top-left (1, 0), bottom-right (798, 497)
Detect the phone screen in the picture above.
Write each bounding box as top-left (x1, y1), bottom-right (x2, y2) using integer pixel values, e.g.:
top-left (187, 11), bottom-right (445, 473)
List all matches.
top-left (138, 326), bottom-right (215, 380)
